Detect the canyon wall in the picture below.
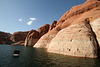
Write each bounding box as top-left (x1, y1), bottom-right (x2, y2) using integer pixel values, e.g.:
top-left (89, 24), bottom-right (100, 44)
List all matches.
top-left (25, 24), bottom-right (50, 46)
top-left (24, 29), bottom-right (39, 46)
top-left (10, 31), bottom-right (29, 45)
top-left (33, 0), bottom-right (100, 58)
top-left (47, 20), bottom-right (98, 58)
top-left (10, 31), bottom-right (29, 42)
top-left (0, 31), bottom-right (12, 44)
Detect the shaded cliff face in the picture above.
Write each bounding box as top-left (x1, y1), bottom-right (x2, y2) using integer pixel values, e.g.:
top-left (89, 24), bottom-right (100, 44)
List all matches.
top-left (38, 24), bottom-right (50, 37)
top-left (49, 21), bottom-right (57, 31)
top-left (25, 29), bottom-right (39, 46)
top-left (33, 0), bottom-right (100, 58)
top-left (0, 31), bottom-right (12, 44)
top-left (25, 24), bottom-right (50, 46)
top-left (10, 31), bottom-right (29, 42)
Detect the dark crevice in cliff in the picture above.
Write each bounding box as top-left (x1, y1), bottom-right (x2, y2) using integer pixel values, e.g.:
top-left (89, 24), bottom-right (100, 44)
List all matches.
top-left (92, 30), bottom-right (100, 57)
top-left (89, 22), bottom-right (100, 58)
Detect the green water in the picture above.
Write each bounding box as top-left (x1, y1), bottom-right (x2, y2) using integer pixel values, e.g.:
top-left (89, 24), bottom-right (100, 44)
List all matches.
top-left (0, 44), bottom-right (100, 67)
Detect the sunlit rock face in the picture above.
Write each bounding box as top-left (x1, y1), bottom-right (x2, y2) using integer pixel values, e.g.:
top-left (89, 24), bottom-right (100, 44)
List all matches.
top-left (56, 0), bottom-right (100, 28)
top-left (33, 0), bottom-right (100, 58)
top-left (47, 20), bottom-right (98, 58)
top-left (34, 21), bottom-right (59, 48)
top-left (34, 28), bottom-right (59, 48)
top-left (90, 18), bottom-right (100, 47)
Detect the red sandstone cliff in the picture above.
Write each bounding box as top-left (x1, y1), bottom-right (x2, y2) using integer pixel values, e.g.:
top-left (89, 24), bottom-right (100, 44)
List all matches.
top-left (38, 24), bottom-right (50, 37)
top-left (34, 0), bottom-right (100, 58)
top-left (10, 31), bottom-right (29, 42)
top-left (49, 21), bottom-right (57, 31)
top-left (10, 31), bottom-right (29, 45)
top-left (25, 24), bottom-right (50, 46)
top-left (24, 29), bottom-right (39, 46)
top-left (0, 31), bottom-right (12, 44)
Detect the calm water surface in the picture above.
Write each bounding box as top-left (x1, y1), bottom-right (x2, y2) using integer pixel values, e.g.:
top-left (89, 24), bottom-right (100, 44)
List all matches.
top-left (0, 44), bottom-right (100, 67)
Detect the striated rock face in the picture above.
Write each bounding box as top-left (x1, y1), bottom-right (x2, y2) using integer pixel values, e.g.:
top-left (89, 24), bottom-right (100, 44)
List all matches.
top-left (34, 28), bottom-right (59, 48)
top-left (47, 21), bottom-right (98, 58)
top-left (34, 21), bottom-right (58, 48)
top-left (0, 31), bottom-right (12, 44)
top-left (56, 0), bottom-right (100, 29)
top-left (10, 31), bottom-right (29, 42)
top-left (38, 24), bottom-right (50, 37)
top-left (34, 21), bottom-right (60, 48)
top-left (33, 0), bottom-right (100, 58)
top-left (34, 0), bottom-right (100, 48)
top-left (49, 21), bottom-right (57, 31)
top-left (25, 29), bottom-right (39, 46)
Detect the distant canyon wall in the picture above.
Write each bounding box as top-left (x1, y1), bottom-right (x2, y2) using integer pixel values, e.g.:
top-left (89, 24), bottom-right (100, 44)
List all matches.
top-left (0, 31), bottom-right (12, 44)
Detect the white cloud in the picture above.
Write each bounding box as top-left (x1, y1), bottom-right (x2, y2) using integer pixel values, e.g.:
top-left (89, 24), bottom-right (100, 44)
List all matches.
top-left (18, 17), bottom-right (36, 25)
top-left (29, 18), bottom-right (36, 21)
top-left (27, 21), bottom-right (33, 25)
top-left (18, 19), bottom-right (22, 21)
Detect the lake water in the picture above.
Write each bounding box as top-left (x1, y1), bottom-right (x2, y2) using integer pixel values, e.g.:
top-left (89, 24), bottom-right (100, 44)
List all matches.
top-left (0, 44), bottom-right (100, 67)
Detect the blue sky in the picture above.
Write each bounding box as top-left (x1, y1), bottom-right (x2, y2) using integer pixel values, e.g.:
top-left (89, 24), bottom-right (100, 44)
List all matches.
top-left (0, 0), bottom-right (86, 34)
